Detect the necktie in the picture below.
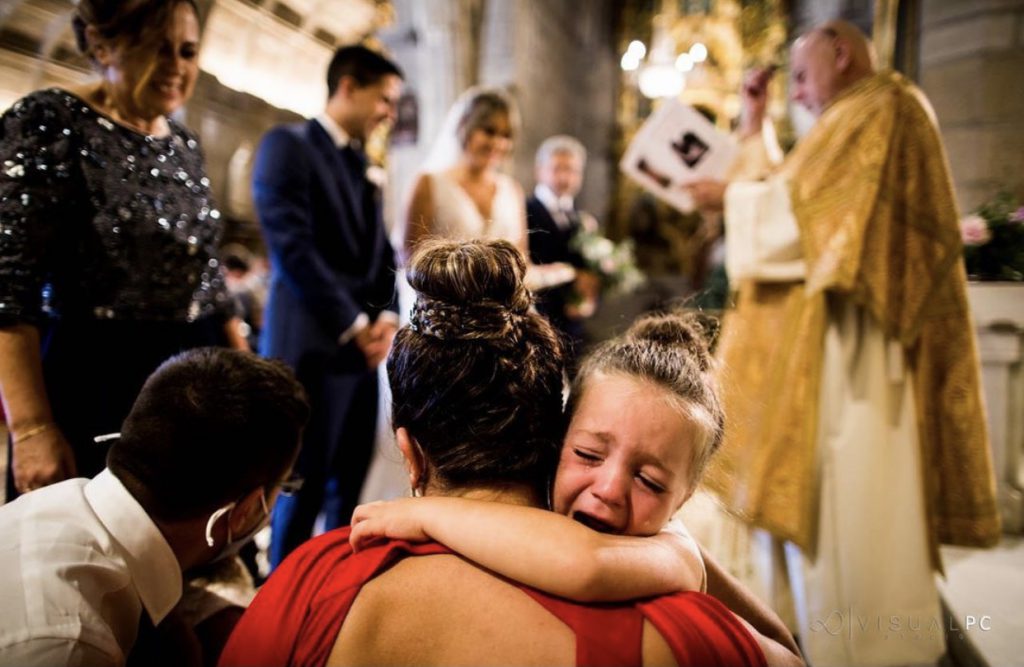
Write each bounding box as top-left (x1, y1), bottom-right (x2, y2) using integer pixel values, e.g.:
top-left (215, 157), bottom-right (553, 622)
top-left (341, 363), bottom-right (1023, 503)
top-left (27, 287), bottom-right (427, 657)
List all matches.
top-left (339, 144), bottom-right (367, 176)
top-left (561, 207), bottom-right (580, 230)
top-left (338, 145), bottom-right (377, 242)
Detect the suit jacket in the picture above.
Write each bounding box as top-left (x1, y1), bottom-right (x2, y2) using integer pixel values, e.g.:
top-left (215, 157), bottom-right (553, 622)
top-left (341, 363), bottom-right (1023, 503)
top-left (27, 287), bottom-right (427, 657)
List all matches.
top-left (525, 196), bottom-right (586, 329)
top-left (255, 119), bottom-right (396, 372)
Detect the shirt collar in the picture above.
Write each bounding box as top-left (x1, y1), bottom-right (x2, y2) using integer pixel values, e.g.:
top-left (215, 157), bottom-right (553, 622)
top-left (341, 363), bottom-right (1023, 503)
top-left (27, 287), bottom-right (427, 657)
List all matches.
top-left (84, 469), bottom-right (182, 625)
top-left (315, 113), bottom-right (353, 149)
top-left (534, 184), bottom-right (575, 215)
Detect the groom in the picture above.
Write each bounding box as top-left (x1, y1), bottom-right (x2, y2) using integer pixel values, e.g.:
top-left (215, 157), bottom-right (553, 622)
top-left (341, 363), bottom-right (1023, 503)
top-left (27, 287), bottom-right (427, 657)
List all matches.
top-left (254, 45), bottom-right (403, 567)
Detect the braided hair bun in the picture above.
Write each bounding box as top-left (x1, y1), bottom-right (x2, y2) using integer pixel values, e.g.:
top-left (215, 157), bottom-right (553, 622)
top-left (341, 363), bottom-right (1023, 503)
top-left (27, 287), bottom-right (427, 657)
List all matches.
top-left (624, 311), bottom-right (719, 372)
top-left (407, 239), bottom-right (532, 344)
top-left (389, 239), bottom-right (565, 496)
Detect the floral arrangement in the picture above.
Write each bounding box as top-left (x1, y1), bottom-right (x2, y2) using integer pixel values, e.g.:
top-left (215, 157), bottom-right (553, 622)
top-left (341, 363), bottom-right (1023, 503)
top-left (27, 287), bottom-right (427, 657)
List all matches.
top-left (570, 225), bottom-right (645, 294)
top-left (960, 191), bottom-right (1024, 281)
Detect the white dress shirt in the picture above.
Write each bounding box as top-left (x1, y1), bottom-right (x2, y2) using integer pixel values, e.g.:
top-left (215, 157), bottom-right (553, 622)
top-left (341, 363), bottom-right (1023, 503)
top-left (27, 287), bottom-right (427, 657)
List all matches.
top-left (0, 470), bottom-right (182, 667)
top-left (533, 183), bottom-right (577, 230)
top-left (315, 112), bottom-right (354, 150)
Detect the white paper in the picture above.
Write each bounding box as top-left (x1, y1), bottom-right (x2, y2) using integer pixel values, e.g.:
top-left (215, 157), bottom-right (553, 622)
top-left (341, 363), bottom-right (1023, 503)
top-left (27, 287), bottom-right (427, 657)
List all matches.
top-left (620, 100), bottom-right (738, 214)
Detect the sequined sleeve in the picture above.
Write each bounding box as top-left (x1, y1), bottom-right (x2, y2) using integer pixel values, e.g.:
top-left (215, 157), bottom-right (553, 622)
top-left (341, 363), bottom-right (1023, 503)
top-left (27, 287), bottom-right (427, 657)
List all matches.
top-left (0, 92), bottom-right (79, 326)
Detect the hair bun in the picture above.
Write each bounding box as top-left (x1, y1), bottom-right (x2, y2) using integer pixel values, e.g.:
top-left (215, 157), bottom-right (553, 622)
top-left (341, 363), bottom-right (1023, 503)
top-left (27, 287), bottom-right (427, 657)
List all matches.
top-left (626, 311), bottom-right (719, 371)
top-left (407, 239), bottom-right (532, 343)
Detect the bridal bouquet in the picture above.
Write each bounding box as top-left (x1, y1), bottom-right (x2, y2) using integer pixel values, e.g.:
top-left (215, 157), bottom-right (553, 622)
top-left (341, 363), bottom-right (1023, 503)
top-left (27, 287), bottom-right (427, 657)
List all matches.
top-left (960, 191), bottom-right (1024, 281)
top-left (570, 226), bottom-right (645, 294)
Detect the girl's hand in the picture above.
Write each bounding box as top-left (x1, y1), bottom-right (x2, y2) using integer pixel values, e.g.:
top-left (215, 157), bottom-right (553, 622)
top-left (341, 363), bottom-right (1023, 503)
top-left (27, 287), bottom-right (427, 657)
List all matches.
top-left (349, 498), bottom-right (431, 551)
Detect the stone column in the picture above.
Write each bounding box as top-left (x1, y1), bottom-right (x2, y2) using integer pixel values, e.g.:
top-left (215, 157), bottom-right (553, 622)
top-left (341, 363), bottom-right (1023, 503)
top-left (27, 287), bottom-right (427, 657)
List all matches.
top-left (919, 0), bottom-right (1024, 210)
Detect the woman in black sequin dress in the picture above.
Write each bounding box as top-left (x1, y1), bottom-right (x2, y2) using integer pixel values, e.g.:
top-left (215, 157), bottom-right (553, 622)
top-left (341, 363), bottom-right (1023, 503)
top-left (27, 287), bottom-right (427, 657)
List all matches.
top-left (0, 0), bottom-right (247, 497)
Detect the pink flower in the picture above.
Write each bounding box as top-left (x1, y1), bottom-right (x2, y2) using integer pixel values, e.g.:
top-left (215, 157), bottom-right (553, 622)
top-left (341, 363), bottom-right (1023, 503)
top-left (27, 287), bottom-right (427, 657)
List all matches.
top-left (1012, 207), bottom-right (1024, 223)
top-left (960, 214), bottom-right (991, 246)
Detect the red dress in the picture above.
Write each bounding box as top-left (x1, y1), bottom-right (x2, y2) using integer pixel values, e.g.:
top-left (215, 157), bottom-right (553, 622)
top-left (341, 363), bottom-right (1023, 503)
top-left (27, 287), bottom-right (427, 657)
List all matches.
top-left (218, 528), bottom-right (766, 667)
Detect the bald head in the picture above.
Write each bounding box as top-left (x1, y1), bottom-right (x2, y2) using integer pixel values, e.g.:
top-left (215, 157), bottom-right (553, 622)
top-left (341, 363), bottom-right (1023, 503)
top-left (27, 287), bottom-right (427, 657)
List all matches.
top-left (790, 20), bottom-right (877, 116)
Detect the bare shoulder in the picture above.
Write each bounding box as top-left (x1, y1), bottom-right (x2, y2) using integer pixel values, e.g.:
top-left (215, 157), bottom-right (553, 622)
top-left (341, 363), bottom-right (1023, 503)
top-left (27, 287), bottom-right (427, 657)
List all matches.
top-left (328, 555), bottom-right (573, 666)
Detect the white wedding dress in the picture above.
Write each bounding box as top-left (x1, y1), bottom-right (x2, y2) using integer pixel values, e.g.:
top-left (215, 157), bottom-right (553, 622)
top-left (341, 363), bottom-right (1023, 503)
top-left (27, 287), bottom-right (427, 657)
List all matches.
top-left (426, 170), bottom-right (526, 244)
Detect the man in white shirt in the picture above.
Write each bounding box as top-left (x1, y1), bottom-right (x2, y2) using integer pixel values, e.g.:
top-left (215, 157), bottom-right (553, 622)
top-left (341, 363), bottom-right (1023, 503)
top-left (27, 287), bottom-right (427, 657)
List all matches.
top-left (0, 348), bottom-right (309, 667)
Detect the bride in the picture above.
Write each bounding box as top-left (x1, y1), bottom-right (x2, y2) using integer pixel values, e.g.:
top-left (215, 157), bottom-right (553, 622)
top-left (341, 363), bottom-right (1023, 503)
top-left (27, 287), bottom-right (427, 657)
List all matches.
top-left (401, 87), bottom-right (523, 254)
top-left (363, 88), bottom-right (574, 504)
top-left (398, 86), bottom-right (574, 289)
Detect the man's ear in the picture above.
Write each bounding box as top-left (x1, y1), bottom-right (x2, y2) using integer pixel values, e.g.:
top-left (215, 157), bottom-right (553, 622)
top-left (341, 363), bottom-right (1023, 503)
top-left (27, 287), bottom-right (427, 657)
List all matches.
top-left (336, 74), bottom-right (360, 99)
top-left (833, 38), bottom-right (852, 72)
top-left (396, 427), bottom-right (426, 493)
top-left (229, 487), bottom-right (266, 534)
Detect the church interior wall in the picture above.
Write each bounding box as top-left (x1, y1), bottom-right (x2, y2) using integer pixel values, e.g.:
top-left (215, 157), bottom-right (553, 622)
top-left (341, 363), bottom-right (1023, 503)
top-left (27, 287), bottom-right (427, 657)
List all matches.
top-left (919, 0), bottom-right (1024, 211)
top-left (0, 0), bottom-right (1021, 244)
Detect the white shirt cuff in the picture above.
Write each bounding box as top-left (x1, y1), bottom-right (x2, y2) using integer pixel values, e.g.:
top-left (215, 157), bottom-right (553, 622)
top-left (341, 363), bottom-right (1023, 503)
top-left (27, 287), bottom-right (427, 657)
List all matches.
top-left (338, 313), bottom-right (370, 346)
top-left (376, 311), bottom-right (400, 326)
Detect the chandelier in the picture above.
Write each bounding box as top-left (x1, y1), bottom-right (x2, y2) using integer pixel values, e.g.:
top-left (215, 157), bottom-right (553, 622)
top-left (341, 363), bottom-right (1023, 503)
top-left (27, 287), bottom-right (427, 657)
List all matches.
top-left (620, 21), bottom-right (708, 99)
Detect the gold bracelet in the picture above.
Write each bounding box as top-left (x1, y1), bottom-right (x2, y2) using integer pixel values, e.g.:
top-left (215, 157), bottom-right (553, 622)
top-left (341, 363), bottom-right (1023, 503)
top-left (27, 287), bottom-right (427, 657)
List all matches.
top-left (12, 422), bottom-right (53, 445)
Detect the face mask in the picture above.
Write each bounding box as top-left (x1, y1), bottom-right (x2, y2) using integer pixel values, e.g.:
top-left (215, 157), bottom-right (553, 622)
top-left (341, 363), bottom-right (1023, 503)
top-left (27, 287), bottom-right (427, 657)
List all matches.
top-left (204, 491), bottom-right (270, 563)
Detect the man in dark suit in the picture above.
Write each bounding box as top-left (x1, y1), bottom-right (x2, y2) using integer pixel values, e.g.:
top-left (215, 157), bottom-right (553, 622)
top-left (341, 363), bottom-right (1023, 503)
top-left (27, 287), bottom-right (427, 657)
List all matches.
top-left (253, 46), bottom-right (403, 567)
top-left (526, 135), bottom-right (597, 369)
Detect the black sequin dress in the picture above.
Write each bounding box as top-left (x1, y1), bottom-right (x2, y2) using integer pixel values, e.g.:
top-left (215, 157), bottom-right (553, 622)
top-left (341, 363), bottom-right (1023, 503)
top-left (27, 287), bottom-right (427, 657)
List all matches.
top-left (0, 88), bottom-right (233, 481)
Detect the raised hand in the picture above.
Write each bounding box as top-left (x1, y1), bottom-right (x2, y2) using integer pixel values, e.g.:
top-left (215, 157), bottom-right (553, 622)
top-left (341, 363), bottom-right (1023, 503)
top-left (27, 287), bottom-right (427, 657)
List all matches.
top-left (739, 66), bottom-right (776, 139)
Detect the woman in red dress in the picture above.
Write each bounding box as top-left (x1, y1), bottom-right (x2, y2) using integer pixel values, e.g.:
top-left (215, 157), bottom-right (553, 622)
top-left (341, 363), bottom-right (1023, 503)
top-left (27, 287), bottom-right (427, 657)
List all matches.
top-left (219, 239), bottom-right (802, 667)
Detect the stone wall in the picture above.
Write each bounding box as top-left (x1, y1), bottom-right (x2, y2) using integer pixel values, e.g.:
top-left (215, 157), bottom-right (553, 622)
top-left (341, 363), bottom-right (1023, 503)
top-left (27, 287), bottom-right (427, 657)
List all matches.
top-left (919, 0), bottom-right (1024, 210)
top-left (502, 0), bottom-right (618, 221)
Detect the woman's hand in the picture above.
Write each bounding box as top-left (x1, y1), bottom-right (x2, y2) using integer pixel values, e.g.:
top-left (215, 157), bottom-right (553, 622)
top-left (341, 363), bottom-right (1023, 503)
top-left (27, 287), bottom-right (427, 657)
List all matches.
top-left (12, 425), bottom-right (76, 493)
top-left (349, 498), bottom-right (431, 551)
top-left (1, 323), bottom-right (77, 493)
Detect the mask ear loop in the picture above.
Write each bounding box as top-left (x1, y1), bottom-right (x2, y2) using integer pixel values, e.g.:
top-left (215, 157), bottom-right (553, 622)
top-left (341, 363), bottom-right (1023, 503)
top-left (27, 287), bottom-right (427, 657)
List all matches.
top-left (205, 502), bottom-right (236, 547)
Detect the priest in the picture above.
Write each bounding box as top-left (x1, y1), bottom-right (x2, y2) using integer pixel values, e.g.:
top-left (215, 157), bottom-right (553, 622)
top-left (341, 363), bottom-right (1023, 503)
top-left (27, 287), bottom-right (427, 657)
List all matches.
top-left (688, 19), bottom-right (1001, 667)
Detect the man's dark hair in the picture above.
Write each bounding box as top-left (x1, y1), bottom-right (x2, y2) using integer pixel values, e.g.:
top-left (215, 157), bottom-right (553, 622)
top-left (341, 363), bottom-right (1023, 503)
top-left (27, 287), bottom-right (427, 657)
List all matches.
top-left (326, 45), bottom-right (404, 98)
top-left (108, 348), bottom-right (310, 522)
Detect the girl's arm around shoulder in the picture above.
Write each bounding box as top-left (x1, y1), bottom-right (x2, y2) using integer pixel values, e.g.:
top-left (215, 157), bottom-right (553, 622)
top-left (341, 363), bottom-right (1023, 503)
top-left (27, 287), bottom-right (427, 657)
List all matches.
top-left (350, 497), bottom-right (705, 602)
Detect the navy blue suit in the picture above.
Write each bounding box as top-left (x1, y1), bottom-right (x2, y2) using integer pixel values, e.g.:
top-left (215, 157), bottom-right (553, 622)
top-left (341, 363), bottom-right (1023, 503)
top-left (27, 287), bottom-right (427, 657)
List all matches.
top-left (254, 119), bottom-right (396, 567)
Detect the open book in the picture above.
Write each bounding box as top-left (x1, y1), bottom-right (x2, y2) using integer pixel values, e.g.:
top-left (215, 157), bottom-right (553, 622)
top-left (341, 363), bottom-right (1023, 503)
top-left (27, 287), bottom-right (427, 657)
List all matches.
top-left (620, 100), bottom-right (738, 213)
